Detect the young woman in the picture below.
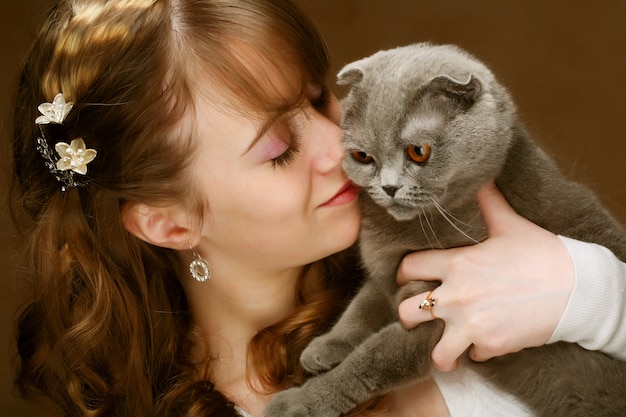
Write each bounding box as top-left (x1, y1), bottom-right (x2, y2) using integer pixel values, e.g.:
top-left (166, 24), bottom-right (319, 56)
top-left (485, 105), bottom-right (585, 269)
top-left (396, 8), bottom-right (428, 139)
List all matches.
top-left (8, 0), bottom-right (625, 416)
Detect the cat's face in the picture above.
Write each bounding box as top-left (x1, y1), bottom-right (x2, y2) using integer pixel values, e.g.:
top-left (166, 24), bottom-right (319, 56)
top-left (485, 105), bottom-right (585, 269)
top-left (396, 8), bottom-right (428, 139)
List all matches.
top-left (342, 106), bottom-right (448, 221)
top-left (339, 43), bottom-right (516, 221)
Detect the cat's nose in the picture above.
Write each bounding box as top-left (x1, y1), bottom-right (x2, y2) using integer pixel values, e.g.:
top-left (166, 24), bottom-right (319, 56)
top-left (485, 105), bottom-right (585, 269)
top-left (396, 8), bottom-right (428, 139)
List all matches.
top-left (383, 185), bottom-right (400, 197)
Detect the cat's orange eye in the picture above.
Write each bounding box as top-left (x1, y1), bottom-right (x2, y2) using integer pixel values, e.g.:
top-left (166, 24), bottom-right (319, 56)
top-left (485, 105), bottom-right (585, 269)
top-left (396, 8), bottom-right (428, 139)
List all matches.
top-left (352, 150), bottom-right (374, 164)
top-left (407, 144), bottom-right (431, 164)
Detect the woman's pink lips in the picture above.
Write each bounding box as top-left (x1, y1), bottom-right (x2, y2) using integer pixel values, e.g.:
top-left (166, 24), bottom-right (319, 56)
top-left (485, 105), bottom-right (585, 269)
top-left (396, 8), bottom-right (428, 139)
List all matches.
top-left (319, 181), bottom-right (360, 207)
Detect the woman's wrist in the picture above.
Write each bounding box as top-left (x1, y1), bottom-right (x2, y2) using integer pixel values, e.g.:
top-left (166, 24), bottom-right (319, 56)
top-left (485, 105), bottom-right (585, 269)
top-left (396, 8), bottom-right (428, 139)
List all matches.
top-left (550, 236), bottom-right (626, 360)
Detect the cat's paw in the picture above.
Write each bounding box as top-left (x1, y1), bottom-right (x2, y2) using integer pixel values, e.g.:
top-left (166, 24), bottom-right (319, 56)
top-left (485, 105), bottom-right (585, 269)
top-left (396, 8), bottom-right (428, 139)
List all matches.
top-left (300, 335), bottom-right (354, 374)
top-left (263, 387), bottom-right (336, 417)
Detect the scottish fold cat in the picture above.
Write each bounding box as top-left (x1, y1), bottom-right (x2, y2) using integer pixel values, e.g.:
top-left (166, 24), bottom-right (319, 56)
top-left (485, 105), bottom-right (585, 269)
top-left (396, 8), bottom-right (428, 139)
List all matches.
top-left (263, 43), bottom-right (626, 417)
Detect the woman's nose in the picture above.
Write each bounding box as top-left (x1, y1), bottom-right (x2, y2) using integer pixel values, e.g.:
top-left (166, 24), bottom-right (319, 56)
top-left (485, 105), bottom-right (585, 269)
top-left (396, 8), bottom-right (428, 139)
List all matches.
top-left (310, 113), bottom-right (345, 174)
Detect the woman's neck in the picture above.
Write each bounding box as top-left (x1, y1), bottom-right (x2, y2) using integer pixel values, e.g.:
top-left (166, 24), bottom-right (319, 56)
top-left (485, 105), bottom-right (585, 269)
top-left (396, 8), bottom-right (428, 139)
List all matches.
top-left (185, 265), bottom-right (302, 341)
top-left (179, 258), bottom-right (306, 415)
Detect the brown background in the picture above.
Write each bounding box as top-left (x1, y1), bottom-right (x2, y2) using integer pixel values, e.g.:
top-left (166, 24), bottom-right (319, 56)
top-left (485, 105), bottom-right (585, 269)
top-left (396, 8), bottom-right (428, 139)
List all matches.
top-left (1, 1), bottom-right (625, 415)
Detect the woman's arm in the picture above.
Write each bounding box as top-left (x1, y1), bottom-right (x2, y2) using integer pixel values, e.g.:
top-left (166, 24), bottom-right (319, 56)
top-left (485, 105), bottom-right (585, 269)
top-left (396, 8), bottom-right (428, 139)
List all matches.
top-left (397, 183), bottom-right (626, 371)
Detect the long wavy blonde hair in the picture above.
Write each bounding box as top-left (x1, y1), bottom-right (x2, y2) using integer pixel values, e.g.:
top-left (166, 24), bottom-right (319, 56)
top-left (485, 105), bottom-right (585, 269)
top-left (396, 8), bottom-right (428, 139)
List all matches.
top-left (9, 1), bottom-right (372, 415)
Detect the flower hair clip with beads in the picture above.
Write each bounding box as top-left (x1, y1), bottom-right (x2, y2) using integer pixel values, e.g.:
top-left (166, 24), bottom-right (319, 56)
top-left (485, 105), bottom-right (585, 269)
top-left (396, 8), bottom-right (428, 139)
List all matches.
top-left (35, 93), bottom-right (97, 192)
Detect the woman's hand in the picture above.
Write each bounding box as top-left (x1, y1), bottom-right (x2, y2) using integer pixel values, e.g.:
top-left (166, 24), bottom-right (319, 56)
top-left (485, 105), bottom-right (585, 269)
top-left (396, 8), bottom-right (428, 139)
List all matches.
top-left (397, 183), bottom-right (575, 371)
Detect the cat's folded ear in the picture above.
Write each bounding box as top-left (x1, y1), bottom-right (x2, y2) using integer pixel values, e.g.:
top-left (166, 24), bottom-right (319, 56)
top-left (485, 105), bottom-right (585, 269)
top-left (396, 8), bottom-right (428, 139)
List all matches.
top-left (337, 63), bottom-right (365, 87)
top-left (427, 74), bottom-right (482, 110)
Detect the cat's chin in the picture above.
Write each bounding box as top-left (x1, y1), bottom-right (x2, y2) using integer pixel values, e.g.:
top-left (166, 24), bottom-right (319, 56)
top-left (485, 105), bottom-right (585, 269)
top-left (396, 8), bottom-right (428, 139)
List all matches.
top-left (386, 206), bottom-right (420, 222)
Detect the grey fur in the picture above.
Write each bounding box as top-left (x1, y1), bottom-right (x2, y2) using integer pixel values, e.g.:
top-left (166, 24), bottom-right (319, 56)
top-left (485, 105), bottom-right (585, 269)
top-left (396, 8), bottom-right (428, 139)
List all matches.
top-left (263, 43), bottom-right (626, 417)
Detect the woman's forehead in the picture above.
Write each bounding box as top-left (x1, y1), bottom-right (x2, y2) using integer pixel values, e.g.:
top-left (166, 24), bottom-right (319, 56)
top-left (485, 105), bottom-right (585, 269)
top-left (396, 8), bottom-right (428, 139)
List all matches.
top-left (226, 39), bottom-right (307, 107)
top-left (193, 42), bottom-right (308, 122)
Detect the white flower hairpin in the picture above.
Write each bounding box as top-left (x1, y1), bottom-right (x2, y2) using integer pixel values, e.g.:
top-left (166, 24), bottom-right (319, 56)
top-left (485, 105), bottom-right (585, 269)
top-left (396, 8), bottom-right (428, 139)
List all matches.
top-left (55, 138), bottom-right (97, 175)
top-left (36, 93), bottom-right (74, 124)
top-left (35, 93), bottom-right (97, 192)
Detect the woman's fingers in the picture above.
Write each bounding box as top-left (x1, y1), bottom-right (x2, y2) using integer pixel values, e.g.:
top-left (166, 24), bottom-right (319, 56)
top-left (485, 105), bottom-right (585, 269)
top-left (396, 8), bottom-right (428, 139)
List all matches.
top-left (397, 246), bottom-right (460, 286)
top-left (468, 343), bottom-right (507, 363)
top-left (431, 330), bottom-right (470, 372)
top-left (398, 290), bottom-right (440, 328)
top-left (399, 289), bottom-right (470, 372)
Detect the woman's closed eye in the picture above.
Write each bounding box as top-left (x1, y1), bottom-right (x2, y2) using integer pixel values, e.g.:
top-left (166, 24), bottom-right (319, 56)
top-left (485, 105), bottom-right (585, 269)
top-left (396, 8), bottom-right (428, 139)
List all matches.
top-left (269, 85), bottom-right (331, 168)
top-left (249, 85), bottom-right (328, 168)
top-left (254, 119), bottom-right (301, 168)
top-left (270, 132), bottom-right (300, 168)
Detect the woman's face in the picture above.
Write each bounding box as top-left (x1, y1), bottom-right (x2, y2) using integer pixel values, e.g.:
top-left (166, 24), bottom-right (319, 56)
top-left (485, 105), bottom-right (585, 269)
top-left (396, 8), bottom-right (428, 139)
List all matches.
top-left (189, 81), bottom-right (361, 276)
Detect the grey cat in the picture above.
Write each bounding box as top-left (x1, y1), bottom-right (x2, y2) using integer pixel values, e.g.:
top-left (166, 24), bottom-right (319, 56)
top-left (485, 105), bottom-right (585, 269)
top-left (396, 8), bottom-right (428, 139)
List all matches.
top-left (263, 43), bottom-right (626, 417)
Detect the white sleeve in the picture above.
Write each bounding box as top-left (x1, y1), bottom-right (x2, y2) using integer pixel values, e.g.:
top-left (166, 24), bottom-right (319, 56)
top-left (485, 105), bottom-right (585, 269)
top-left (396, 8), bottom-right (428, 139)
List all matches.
top-left (548, 236), bottom-right (626, 360)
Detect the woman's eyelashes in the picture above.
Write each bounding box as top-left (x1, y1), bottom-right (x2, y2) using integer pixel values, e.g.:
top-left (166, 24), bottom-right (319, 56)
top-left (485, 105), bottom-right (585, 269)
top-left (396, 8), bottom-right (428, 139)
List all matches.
top-left (268, 119), bottom-right (301, 168)
top-left (270, 127), bottom-right (301, 168)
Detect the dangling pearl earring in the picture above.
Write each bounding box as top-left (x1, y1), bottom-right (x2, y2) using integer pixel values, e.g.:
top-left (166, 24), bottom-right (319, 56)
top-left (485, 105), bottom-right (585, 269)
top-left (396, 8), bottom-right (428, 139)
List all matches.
top-left (189, 246), bottom-right (211, 282)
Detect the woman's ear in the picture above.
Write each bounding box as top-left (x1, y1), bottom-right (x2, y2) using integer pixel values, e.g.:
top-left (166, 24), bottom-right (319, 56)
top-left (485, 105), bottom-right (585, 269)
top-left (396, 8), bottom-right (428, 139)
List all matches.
top-left (121, 203), bottom-right (196, 250)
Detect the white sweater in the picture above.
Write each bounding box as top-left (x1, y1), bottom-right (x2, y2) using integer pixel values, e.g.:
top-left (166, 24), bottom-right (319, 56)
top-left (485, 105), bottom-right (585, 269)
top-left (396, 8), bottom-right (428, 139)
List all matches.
top-left (433, 235), bottom-right (626, 416)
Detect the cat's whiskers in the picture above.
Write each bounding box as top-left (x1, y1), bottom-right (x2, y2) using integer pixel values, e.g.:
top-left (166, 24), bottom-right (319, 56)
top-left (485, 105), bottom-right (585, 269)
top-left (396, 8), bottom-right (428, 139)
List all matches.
top-left (418, 206), bottom-right (441, 249)
top-left (430, 198), bottom-right (480, 244)
top-left (430, 199), bottom-right (477, 229)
